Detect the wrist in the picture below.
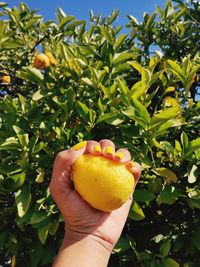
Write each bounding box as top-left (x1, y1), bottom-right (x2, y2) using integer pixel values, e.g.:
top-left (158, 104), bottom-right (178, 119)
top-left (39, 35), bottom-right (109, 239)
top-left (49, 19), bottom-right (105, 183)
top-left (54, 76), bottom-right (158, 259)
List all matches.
top-left (64, 229), bottom-right (114, 253)
top-left (53, 230), bottom-right (113, 267)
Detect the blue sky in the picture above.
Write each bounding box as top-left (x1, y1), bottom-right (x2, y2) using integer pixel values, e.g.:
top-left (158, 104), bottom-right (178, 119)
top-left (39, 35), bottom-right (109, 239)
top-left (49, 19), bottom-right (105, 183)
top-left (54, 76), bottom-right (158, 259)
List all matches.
top-left (7, 0), bottom-right (166, 26)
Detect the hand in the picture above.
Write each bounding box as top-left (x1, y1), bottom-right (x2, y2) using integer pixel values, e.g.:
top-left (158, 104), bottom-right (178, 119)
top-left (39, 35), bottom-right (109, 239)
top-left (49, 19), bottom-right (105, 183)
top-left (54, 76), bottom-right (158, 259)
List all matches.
top-left (50, 139), bottom-right (141, 249)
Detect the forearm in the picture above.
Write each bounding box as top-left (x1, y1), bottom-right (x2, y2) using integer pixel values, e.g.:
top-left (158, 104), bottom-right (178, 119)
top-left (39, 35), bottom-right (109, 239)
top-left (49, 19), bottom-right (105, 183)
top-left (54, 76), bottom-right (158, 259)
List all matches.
top-left (53, 231), bottom-right (113, 267)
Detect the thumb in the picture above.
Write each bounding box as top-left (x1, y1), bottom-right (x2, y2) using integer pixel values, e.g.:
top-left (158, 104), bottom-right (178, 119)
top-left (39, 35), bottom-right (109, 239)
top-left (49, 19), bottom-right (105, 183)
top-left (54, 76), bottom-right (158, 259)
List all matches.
top-left (49, 141), bottom-right (87, 202)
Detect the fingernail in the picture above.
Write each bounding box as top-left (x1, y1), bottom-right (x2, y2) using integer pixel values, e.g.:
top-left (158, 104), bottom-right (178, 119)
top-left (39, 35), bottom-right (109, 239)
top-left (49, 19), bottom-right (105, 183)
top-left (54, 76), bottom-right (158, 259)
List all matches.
top-left (127, 161), bottom-right (136, 168)
top-left (94, 145), bottom-right (102, 153)
top-left (72, 141), bottom-right (87, 151)
top-left (115, 152), bottom-right (124, 160)
top-left (105, 146), bottom-right (114, 156)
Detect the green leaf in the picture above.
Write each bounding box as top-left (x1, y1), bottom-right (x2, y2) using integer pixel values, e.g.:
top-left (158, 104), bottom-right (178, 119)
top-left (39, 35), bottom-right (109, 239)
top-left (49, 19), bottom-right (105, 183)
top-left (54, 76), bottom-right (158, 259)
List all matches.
top-left (65, 20), bottom-right (85, 31)
top-left (108, 10), bottom-right (120, 24)
top-left (0, 137), bottom-right (22, 151)
top-left (131, 98), bottom-right (150, 126)
top-left (49, 221), bottom-right (59, 236)
top-left (18, 94), bottom-right (26, 113)
top-left (28, 135), bottom-right (38, 154)
top-left (76, 101), bottom-right (89, 120)
top-left (15, 184), bottom-right (31, 217)
top-left (160, 239), bottom-right (171, 258)
top-left (57, 7), bottom-right (67, 18)
top-left (32, 89), bottom-right (45, 101)
top-left (181, 131), bottom-right (189, 154)
top-left (188, 199), bottom-right (200, 209)
top-left (13, 125), bottom-right (29, 146)
top-left (167, 60), bottom-right (185, 83)
top-left (17, 67), bottom-right (44, 86)
top-left (150, 107), bottom-right (181, 129)
top-left (100, 26), bottom-right (113, 44)
top-left (30, 211), bottom-right (48, 225)
top-left (153, 167), bottom-right (178, 183)
top-left (146, 12), bottom-right (156, 31)
top-left (33, 142), bottom-right (45, 153)
top-left (81, 77), bottom-right (94, 87)
top-left (10, 172), bottom-right (26, 189)
top-left (113, 51), bottom-right (134, 65)
top-left (153, 118), bottom-right (184, 137)
top-left (164, 258), bottom-right (180, 267)
top-left (116, 78), bottom-right (128, 96)
top-left (187, 187), bottom-right (200, 200)
top-left (141, 68), bottom-right (151, 92)
top-left (58, 16), bottom-right (74, 29)
top-left (114, 236), bottom-right (131, 253)
top-left (1, 39), bottom-right (24, 49)
top-left (13, 125), bottom-right (24, 135)
top-left (128, 61), bottom-right (143, 74)
top-left (121, 106), bottom-right (147, 129)
top-left (133, 189), bottom-right (155, 202)
top-left (38, 221), bottom-right (50, 244)
top-left (96, 113), bottom-right (124, 126)
top-left (162, 86), bottom-right (175, 97)
top-left (114, 34), bottom-right (127, 52)
top-left (157, 186), bottom-right (181, 205)
top-left (35, 169), bottom-right (44, 183)
top-left (129, 201), bottom-right (145, 221)
top-left (129, 81), bottom-right (142, 98)
top-left (24, 18), bottom-right (40, 30)
top-left (187, 137), bottom-right (200, 155)
top-left (149, 70), bottom-right (163, 87)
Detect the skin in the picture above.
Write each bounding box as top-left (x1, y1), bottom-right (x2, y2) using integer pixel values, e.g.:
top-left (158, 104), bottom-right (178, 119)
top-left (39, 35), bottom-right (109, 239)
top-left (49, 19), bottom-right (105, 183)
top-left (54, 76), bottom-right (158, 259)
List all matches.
top-left (50, 139), bottom-right (141, 267)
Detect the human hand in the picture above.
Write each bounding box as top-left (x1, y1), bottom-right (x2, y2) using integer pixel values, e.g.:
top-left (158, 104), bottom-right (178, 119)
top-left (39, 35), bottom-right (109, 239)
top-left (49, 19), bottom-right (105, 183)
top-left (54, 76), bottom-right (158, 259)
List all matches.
top-left (50, 139), bottom-right (141, 249)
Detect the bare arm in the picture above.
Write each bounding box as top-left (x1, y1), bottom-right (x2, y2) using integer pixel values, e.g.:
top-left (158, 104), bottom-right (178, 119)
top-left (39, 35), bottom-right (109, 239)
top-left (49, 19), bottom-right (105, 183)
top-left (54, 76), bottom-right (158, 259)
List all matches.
top-left (53, 231), bottom-right (112, 267)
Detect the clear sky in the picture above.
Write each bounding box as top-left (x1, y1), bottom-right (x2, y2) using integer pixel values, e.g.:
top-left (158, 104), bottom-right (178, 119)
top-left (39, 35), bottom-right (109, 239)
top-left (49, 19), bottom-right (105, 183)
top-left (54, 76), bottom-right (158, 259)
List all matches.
top-left (6, 0), bottom-right (166, 26)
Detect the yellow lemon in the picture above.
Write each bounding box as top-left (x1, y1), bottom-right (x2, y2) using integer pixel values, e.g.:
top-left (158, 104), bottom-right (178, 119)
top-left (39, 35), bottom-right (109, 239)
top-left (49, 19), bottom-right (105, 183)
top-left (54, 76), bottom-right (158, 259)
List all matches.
top-left (34, 53), bottom-right (50, 70)
top-left (72, 154), bottom-right (134, 212)
top-left (1, 75), bottom-right (11, 84)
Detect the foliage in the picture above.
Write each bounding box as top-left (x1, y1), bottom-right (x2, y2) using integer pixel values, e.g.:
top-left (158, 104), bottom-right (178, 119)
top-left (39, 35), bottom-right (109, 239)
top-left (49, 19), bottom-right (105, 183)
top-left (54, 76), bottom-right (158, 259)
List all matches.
top-left (0, 1), bottom-right (200, 266)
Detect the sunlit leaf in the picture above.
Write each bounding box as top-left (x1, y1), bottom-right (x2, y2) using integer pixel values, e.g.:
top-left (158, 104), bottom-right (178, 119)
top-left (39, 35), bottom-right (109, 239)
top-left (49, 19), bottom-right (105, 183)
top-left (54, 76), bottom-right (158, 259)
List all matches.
top-left (129, 201), bottom-right (145, 221)
top-left (15, 185), bottom-right (31, 217)
top-left (153, 167), bottom-right (178, 183)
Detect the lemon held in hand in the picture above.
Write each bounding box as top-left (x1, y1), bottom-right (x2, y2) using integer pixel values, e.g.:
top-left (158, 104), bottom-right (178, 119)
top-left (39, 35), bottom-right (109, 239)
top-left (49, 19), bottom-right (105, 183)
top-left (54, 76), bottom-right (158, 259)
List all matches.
top-left (72, 154), bottom-right (134, 212)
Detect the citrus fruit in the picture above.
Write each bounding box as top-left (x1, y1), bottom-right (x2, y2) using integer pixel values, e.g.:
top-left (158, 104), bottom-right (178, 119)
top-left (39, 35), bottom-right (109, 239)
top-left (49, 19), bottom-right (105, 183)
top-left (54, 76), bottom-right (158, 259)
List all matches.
top-left (72, 154), bottom-right (134, 212)
top-left (33, 53), bottom-right (50, 70)
top-left (1, 75), bottom-right (11, 84)
top-left (45, 52), bottom-right (57, 65)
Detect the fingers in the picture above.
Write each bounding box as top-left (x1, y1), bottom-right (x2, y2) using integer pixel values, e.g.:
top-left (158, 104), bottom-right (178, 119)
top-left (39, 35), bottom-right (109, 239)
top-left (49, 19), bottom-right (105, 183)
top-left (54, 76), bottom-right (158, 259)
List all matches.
top-left (87, 140), bottom-right (135, 165)
top-left (114, 148), bottom-right (131, 163)
top-left (49, 141), bottom-right (87, 200)
top-left (126, 161), bottom-right (141, 186)
top-left (86, 140), bottom-right (102, 156)
top-left (99, 139), bottom-right (115, 159)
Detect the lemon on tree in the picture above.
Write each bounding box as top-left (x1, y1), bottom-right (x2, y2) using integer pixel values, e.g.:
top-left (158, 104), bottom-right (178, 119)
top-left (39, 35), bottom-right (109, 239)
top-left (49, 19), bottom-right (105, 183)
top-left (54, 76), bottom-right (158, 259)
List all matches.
top-left (1, 75), bottom-right (11, 84)
top-left (72, 154), bottom-right (134, 212)
top-left (33, 53), bottom-right (50, 70)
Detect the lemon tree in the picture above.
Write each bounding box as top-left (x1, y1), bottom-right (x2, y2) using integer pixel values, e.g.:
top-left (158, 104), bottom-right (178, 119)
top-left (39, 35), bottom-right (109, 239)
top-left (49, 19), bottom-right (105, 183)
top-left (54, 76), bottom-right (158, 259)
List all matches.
top-left (0, 1), bottom-right (200, 266)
